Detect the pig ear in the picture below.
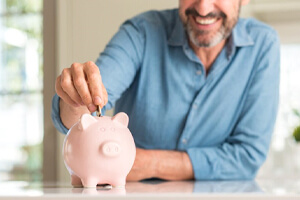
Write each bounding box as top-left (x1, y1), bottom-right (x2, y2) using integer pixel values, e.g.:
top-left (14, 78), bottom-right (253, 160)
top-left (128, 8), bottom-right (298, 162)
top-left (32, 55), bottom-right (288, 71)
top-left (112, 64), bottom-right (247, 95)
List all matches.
top-left (112, 112), bottom-right (129, 127)
top-left (78, 114), bottom-right (97, 130)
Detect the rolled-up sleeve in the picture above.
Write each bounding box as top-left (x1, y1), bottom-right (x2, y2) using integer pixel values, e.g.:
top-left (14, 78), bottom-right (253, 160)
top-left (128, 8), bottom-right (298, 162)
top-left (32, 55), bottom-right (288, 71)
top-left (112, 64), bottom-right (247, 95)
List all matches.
top-left (51, 94), bottom-right (69, 134)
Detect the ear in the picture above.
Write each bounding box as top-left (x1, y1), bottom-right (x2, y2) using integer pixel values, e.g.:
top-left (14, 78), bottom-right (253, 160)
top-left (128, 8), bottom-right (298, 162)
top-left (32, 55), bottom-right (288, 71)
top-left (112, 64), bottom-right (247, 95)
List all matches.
top-left (241, 0), bottom-right (250, 6)
top-left (112, 112), bottom-right (129, 127)
top-left (78, 114), bottom-right (97, 130)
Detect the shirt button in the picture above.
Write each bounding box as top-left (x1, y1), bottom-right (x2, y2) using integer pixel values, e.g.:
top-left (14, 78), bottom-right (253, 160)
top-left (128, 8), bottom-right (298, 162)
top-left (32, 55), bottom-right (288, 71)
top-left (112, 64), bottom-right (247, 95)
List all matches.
top-left (196, 70), bottom-right (202, 75)
top-left (182, 139), bottom-right (188, 144)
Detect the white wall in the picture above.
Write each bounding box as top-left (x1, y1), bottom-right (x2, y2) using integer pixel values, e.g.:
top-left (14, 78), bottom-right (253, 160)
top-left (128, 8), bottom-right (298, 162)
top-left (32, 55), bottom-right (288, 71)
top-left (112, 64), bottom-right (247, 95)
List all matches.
top-left (242, 1), bottom-right (300, 43)
top-left (57, 0), bottom-right (178, 69)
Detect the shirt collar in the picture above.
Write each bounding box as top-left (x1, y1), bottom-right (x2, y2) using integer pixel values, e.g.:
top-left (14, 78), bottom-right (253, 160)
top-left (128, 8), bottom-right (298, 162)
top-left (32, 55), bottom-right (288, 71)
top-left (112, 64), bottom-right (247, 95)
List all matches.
top-left (168, 11), bottom-right (186, 46)
top-left (231, 19), bottom-right (254, 47)
top-left (168, 12), bottom-right (254, 49)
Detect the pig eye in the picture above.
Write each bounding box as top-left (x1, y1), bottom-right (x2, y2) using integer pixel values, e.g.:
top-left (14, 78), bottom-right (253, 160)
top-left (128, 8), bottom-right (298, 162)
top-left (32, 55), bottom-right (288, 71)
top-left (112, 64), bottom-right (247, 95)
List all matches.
top-left (110, 127), bottom-right (115, 132)
top-left (100, 127), bottom-right (106, 132)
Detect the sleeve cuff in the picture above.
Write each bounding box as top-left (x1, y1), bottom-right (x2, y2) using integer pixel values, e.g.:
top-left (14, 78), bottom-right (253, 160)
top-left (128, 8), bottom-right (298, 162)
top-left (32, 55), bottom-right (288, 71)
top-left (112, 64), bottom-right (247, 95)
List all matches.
top-left (51, 94), bottom-right (69, 134)
top-left (187, 147), bottom-right (215, 180)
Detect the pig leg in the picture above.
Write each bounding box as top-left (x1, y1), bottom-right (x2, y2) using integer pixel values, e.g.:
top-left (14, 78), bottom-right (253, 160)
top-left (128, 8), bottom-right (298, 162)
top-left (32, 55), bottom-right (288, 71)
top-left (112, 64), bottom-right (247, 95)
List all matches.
top-left (111, 178), bottom-right (126, 188)
top-left (71, 174), bottom-right (83, 187)
top-left (81, 177), bottom-right (98, 188)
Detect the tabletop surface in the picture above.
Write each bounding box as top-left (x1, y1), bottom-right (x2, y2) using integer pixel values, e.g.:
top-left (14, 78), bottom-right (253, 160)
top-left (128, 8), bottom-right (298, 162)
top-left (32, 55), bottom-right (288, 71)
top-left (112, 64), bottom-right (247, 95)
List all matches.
top-left (0, 179), bottom-right (299, 199)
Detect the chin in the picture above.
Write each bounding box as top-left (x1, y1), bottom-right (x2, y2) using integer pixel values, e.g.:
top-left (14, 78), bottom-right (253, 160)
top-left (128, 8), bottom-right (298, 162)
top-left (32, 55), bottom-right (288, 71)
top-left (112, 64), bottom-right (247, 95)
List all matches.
top-left (190, 32), bottom-right (225, 48)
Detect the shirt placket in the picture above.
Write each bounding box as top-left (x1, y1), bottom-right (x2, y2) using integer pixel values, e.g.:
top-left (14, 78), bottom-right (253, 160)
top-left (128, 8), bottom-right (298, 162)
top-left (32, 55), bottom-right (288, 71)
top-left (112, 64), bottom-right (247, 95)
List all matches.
top-left (178, 44), bottom-right (232, 150)
top-left (177, 44), bottom-right (206, 149)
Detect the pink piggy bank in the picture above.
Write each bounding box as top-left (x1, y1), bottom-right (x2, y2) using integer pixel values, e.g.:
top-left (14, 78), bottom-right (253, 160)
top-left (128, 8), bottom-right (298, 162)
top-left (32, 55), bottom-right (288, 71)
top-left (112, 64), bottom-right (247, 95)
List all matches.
top-left (63, 112), bottom-right (136, 188)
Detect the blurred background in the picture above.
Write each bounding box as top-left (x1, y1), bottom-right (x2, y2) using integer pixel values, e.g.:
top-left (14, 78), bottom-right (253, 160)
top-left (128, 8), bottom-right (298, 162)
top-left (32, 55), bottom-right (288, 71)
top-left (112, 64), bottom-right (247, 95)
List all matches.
top-left (0, 0), bottom-right (299, 183)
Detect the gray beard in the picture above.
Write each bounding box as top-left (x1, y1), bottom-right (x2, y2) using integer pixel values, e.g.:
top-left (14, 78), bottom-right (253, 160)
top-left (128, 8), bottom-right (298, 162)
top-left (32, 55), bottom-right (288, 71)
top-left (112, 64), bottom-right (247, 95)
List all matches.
top-left (187, 23), bottom-right (227, 48)
top-left (185, 18), bottom-right (234, 48)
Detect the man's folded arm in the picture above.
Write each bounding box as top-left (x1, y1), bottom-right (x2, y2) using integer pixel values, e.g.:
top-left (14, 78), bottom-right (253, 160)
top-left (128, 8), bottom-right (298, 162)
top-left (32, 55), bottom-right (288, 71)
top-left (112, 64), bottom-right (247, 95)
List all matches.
top-left (187, 36), bottom-right (280, 180)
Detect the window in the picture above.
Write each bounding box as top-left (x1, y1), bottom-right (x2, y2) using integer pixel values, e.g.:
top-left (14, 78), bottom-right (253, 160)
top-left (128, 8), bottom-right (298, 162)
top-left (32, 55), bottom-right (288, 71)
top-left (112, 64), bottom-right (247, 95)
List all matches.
top-left (274, 45), bottom-right (300, 149)
top-left (258, 44), bottom-right (300, 178)
top-left (0, 0), bottom-right (43, 181)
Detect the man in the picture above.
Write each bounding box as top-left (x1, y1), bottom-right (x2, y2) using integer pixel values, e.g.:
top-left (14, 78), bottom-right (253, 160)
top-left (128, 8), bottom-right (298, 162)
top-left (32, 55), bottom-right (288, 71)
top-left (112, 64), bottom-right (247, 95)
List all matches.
top-left (52, 0), bottom-right (280, 181)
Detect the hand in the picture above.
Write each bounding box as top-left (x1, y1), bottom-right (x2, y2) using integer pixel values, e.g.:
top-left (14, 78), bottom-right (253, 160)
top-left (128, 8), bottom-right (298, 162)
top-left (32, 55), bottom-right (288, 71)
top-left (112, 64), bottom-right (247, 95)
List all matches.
top-left (127, 148), bottom-right (194, 181)
top-left (55, 61), bottom-right (108, 112)
top-left (126, 148), bottom-right (157, 181)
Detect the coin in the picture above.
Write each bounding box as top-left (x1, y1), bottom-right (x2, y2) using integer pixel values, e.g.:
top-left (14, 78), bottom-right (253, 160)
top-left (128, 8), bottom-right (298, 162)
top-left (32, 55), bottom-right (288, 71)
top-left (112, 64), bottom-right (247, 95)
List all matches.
top-left (96, 105), bottom-right (102, 117)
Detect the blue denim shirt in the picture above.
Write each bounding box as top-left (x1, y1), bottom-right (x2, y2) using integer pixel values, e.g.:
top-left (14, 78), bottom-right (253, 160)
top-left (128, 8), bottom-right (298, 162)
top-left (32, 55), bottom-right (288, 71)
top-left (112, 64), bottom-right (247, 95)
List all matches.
top-left (52, 9), bottom-right (280, 180)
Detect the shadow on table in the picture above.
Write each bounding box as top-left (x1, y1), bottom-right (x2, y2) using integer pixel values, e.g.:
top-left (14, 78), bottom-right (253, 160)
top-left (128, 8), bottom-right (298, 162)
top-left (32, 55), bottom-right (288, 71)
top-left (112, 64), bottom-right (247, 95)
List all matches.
top-left (125, 179), bottom-right (262, 194)
top-left (69, 179), bottom-right (262, 194)
top-left (71, 185), bottom-right (126, 195)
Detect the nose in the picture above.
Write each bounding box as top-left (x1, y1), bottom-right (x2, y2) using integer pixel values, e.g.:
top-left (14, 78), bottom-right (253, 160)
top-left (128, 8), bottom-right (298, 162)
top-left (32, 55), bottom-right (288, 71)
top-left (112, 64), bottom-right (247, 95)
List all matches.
top-left (102, 142), bottom-right (121, 157)
top-left (195, 0), bottom-right (215, 17)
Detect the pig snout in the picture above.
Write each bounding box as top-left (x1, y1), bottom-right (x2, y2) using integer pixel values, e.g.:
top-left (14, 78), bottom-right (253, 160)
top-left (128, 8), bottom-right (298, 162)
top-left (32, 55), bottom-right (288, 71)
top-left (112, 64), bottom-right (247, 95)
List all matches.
top-left (101, 142), bottom-right (121, 157)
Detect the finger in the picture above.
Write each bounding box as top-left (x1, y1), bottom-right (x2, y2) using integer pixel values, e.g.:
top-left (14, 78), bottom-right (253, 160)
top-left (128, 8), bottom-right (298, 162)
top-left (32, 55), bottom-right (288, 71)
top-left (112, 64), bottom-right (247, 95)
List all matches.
top-left (55, 76), bottom-right (80, 107)
top-left (71, 63), bottom-right (95, 112)
top-left (101, 83), bottom-right (108, 107)
top-left (84, 61), bottom-right (103, 106)
top-left (60, 68), bottom-right (84, 106)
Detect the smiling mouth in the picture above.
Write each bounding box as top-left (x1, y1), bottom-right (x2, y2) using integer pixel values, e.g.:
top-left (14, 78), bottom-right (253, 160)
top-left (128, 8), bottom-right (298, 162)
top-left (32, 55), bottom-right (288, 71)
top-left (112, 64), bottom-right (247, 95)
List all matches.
top-left (194, 17), bottom-right (218, 25)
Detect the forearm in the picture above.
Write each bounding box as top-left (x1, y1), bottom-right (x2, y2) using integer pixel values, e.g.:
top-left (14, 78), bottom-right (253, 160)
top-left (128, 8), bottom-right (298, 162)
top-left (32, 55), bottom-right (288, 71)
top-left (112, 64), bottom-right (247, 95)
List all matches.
top-left (152, 150), bottom-right (194, 180)
top-left (59, 98), bottom-right (90, 129)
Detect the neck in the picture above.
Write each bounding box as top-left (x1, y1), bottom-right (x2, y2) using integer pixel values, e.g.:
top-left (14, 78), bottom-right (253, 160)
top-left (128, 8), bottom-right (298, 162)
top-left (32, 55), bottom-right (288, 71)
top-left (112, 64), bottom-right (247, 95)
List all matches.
top-left (189, 40), bottom-right (226, 73)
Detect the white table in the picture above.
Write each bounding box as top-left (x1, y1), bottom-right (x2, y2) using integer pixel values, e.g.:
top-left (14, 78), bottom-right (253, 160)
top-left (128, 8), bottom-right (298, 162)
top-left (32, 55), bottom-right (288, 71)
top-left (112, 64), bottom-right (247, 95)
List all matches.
top-left (0, 179), bottom-right (299, 199)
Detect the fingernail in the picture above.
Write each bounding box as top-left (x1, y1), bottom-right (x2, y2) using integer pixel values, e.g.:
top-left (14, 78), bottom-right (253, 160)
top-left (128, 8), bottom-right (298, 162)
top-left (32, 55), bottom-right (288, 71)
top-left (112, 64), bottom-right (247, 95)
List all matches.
top-left (94, 96), bottom-right (102, 105)
top-left (88, 104), bottom-right (96, 112)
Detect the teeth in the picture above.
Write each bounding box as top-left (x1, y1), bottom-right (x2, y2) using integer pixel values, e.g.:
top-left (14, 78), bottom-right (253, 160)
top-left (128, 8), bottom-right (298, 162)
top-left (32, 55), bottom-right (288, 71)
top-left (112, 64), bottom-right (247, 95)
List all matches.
top-left (195, 18), bottom-right (217, 25)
